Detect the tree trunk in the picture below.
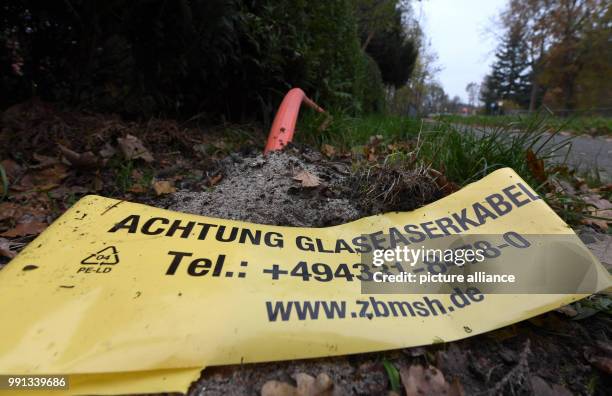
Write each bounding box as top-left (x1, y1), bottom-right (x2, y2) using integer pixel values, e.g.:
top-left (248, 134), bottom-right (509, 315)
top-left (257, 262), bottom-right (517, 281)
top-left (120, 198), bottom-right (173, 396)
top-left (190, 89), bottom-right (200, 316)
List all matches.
top-left (563, 79), bottom-right (575, 117)
top-left (528, 77), bottom-right (539, 113)
top-left (361, 31), bottom-right (375, 51)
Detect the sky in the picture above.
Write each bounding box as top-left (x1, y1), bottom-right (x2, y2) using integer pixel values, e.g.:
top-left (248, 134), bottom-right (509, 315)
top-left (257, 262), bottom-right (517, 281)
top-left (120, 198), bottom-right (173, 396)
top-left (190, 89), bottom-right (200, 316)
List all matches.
top-left (417, 0), bottom-right (507, 102)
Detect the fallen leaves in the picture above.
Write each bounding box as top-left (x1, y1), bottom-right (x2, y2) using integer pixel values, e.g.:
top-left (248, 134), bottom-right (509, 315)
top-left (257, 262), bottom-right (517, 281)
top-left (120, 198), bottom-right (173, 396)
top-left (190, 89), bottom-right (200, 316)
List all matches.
top-left (582, 194), bottom-right (612, 230)
top-left (0, 238), bottom-right (16, 259)
top-left (11, 163), bottom-right (69, 192)
top-left (547, 173), bottom-right (612, 231)
top-left (400, 365), bottom-right (463, 396)
top-left (584, 341), bottom-right (612, 375)
top-left (0, 159), bottom-right (23, 181)
top-left (0, 199), bottom-right (50, 239)
top-left (321, 144), bottom-right (336, 158)
top-left (293, 170), bottom-right (321, 188)
top-left (208, 173), bottom-right (223, 187)
top-left (0, 221), bottom-right (47, 237)
top-left (261, 373), bottom-right (333, 396)
top-left (58, 144), bottom-right (103, 169)
top-left (429, 168), bottom-right (460, 195)
top-left (117, 134), bottom-right (154, 163)
top-left (152, 180), bottom-right (176, 195)
top-left (526, 149), bottom-right (546, 183)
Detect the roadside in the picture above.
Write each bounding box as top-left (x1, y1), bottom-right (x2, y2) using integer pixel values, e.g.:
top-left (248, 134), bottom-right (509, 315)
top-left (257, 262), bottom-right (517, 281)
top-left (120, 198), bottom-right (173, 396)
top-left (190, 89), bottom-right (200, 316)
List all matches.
top-left (434, 120), bottom-right (612, 183)
top-left (550, 133), bottom-right (612, 183)
top-left (435, 115), bottom-right (612, 137)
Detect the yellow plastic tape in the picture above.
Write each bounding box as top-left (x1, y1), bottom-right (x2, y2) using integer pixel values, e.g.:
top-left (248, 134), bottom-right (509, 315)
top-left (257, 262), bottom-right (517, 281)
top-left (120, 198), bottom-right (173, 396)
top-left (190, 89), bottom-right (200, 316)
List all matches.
top-left (0, 167), bottom-right (610, 395)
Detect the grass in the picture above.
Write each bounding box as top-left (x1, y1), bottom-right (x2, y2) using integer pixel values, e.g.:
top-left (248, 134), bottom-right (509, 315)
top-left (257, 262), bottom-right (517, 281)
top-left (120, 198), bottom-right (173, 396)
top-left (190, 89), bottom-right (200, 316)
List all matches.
top-left (382, 359), bottom-right (401, 393)
top-left (297, 111), bottom-right (422, 149)
top-left (297, 111), bottom-right (573, 188)
top-left (417, 118), bottom-right (573, 187)
top-left (0, 162), bottom-right (7, 201)
top-left (435, 114), bottom-right (612, 136)
top-left (294, 110), bottom-right (609, 227)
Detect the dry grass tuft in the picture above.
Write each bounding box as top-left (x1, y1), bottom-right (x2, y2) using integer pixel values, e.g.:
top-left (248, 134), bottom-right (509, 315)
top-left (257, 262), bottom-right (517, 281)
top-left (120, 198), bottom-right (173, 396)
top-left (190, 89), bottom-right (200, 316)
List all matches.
top-left (352, 155), bottom-right (444, 215)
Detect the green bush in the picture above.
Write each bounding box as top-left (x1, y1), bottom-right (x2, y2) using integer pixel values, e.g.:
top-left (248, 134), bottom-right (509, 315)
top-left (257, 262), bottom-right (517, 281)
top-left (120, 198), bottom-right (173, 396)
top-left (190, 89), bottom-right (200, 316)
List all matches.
top-left (1, 0), bottom-right (385, 121)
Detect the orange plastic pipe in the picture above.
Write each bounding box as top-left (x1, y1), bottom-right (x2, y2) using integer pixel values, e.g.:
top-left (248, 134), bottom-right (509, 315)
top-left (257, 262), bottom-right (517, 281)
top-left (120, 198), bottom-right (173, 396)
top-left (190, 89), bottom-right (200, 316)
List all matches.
top-left (264, 88), bottom-right (325, 154)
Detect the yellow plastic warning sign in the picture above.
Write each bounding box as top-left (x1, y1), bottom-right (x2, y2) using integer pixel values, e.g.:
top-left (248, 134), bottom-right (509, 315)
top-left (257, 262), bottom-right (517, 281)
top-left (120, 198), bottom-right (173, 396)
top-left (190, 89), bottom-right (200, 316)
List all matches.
top-left (0, 167), bottom-right (609, 395)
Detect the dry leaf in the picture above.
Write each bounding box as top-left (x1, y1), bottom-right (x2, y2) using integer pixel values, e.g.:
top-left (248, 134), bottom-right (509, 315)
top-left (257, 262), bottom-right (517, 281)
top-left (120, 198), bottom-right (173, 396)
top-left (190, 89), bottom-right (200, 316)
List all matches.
top-left (293, 170), bottom-right (320, 188)
top-left (32, 153), bottom-right (60, 168)
top-left (260, 373), bottom-right (333, 396)
top-left (0, 221), bottom-right (47, 237)
top-left (208, 173), bottom-right (223, 186)
top-left (12, 163), bottom-right (69, 192)
top-left (0, 237), bottom-right (16, 259)
top-left (0, 159), bottom-right (23, 181)
top-left (58, 144), bottom-right (102, 168)
top-left (153, 180), bottom-right (176, 195)
top-left (556, 305), bottom-right (578, 317)
top-left (582, 194), bottom-right (612, 230)
top-left (294, 373), bottom-right (333, 396)
top-left (586, 355), bottom-right (612, 375)
top-left (321, 144), bottom-right (336, 158)
top-left (0, 202), bottom-right (48, 224)
top-left (99, 143), bottom-right (117, 159)
top-left (0, 202), bottom-right (25, 222)
top-left (117, 134), bottom-right (154, 163)
top-left (401, 365), bottom-right (459, 396)
top-left (369, 134), bottom-right (383, 146)
top-left (128, 184), bottom-right (148, 194)
top-left (526, 149), bottom-right (546, 183)
top-left (48, 185), bottom-right (89, 199)
top-left (261, 381), bottom-right (298, 396)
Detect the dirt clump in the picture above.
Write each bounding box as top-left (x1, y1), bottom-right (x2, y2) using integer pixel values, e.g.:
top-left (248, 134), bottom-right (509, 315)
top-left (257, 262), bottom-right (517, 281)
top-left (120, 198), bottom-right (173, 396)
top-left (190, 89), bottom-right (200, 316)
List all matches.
top-left (165, 145), bottom-right (443, 227)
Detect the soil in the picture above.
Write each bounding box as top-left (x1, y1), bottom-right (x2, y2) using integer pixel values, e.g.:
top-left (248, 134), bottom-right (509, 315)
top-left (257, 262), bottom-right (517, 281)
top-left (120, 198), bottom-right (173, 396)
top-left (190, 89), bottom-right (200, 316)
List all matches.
top-left (165, 147), bottom-right (362, 227)
top-left (162, 145), bottom-right (444, 227)
top-left (188, 313), bottom-right (612, 395)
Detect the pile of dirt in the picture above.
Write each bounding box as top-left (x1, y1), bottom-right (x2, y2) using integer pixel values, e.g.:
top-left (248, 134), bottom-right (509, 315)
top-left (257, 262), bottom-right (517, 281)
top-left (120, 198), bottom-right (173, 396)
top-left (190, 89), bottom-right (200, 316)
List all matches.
top-left (167, 147), bottom-right (360, 227)
top-left (164, 145), bottom-right (444, 227)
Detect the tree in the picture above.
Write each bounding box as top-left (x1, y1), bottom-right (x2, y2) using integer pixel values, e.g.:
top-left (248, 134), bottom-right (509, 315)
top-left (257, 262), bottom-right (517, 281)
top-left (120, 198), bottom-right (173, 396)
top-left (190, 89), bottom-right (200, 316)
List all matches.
top-left (479, 74), bottom-right (501, 114)
top-left (465, 82), bottom-right (480, 107)
top-left (397, 34), bottom-right (441, 114)
top-left (489, 23), bottom-right (532, 108)
top-left (355, 0), bottom-right (399, 51)
top-left (355, 0), bottom-right (419, 88)
top-left (422, 81), bottom-right (448, 114)
top-left (539, 0), bottom-right (608, 113)
top-left (500, 0), bottom-right (609, 113)
top-left (501, 0), bottom-right (553, 112)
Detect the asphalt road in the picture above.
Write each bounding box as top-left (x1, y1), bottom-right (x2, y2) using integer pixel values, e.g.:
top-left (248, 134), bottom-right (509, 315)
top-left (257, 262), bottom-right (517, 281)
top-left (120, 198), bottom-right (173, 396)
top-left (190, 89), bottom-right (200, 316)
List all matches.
top-left (446, 122), bottom-right (612, 182)
top-left (550, 133), bottom-right (612, 182)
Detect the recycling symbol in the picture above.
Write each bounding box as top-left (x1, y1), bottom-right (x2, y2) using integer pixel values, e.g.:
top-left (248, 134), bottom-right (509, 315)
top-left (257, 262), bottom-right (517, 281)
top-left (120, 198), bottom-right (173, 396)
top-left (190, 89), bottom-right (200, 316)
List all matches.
top-left (81, 246), bottom-right (120, 265)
